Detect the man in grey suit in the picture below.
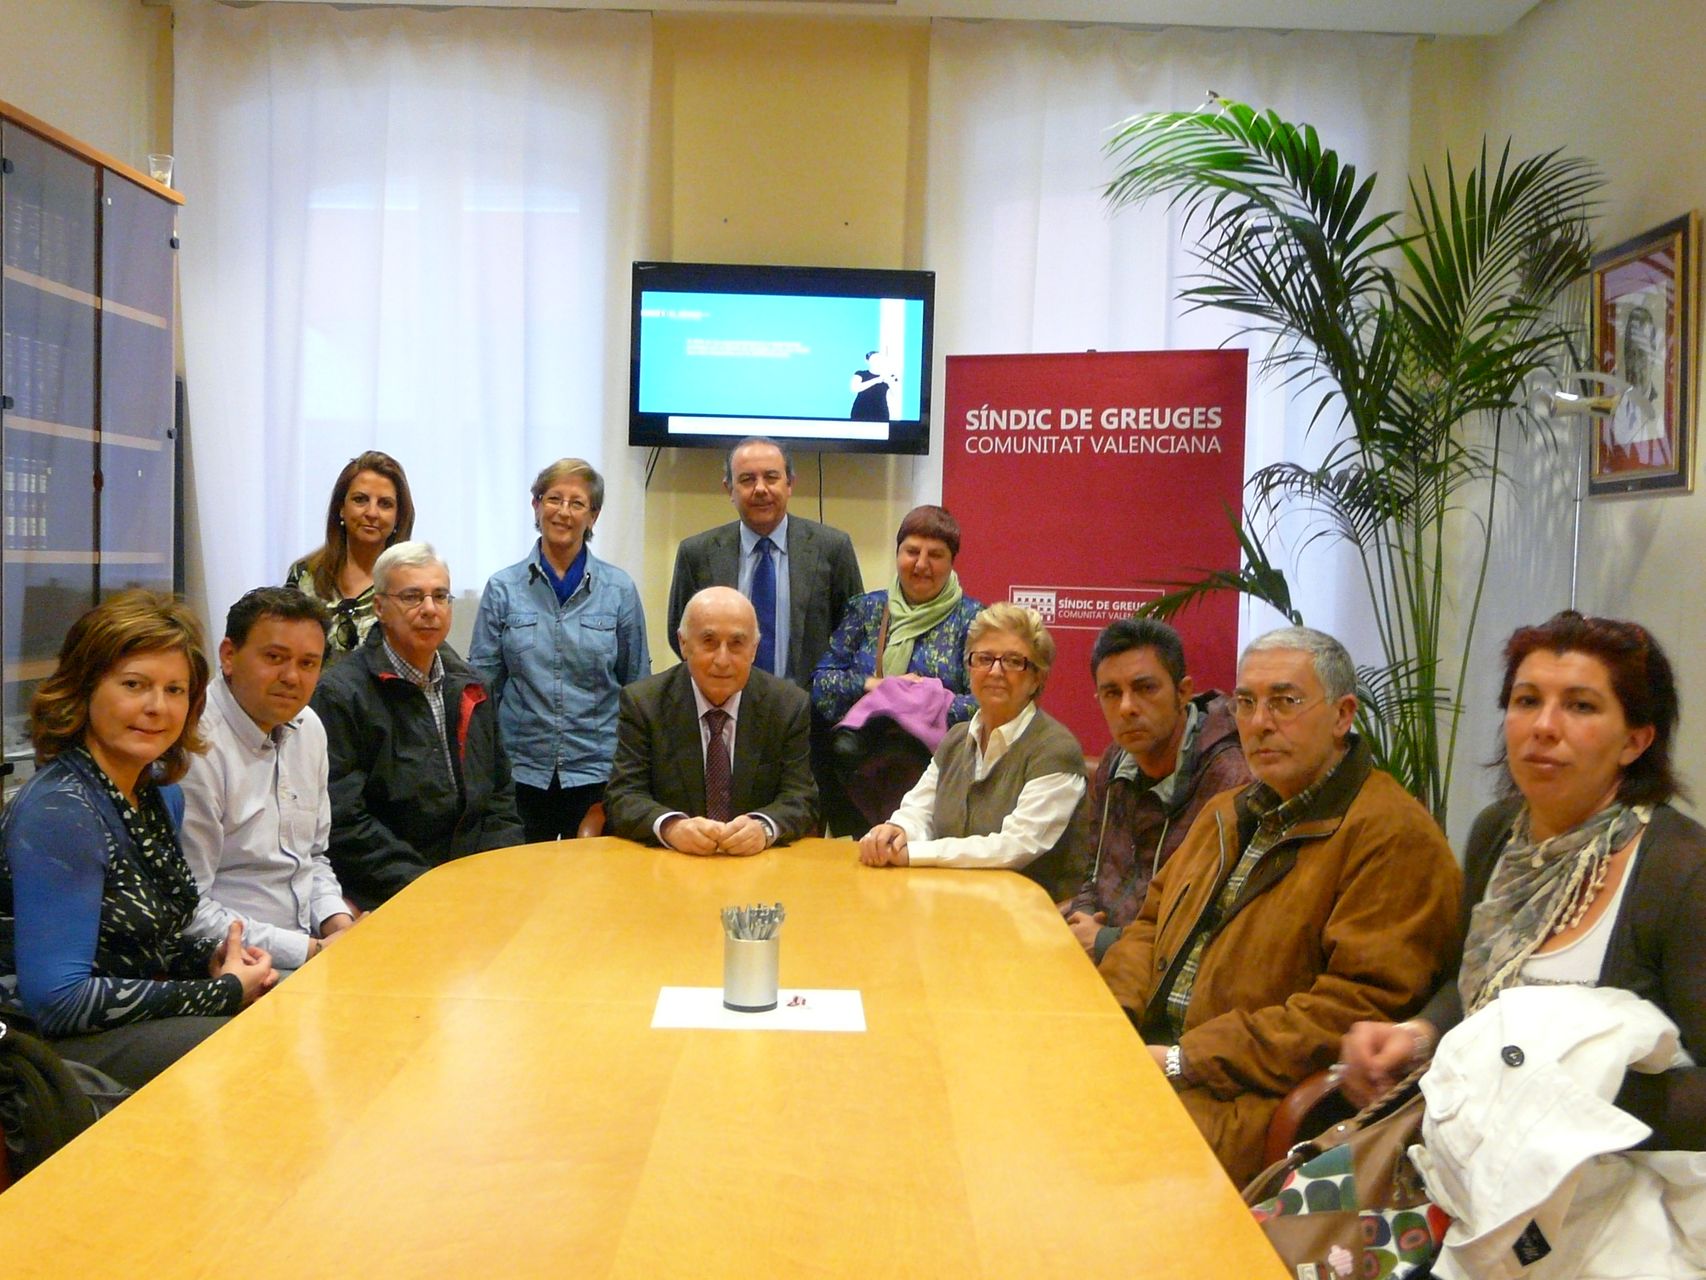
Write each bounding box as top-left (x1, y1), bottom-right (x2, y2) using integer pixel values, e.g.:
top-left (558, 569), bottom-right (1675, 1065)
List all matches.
top-left (607, 587), bottom-right (818, 853)
top-left (665, 436), bottom-right (864, 687)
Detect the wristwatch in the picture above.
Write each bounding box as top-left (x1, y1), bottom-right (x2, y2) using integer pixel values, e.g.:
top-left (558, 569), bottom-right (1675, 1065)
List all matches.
top-left (1164, 1044), bottom-right (1184, 1082)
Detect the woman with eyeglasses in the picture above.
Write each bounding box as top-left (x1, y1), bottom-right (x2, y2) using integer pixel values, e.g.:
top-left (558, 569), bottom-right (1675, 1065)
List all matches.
top-left (286, 451), bottom-right (416, 662)
top-left (857, 603), bottom-right (1089, 897)
top-left (467, 459), bottom-right (650, 843)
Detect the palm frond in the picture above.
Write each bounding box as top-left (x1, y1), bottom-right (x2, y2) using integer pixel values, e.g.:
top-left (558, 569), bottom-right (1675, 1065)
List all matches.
top-left (1104, 97), bottom-right (1602, 822)
top-left (1134, 506), bottom-right (1303, 627)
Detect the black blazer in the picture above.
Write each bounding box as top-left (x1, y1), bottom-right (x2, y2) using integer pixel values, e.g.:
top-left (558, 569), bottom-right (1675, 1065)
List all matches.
top-left (604, 663), bottom-right (819, 846)
top-left (665, 516), bottom-right (864, 688)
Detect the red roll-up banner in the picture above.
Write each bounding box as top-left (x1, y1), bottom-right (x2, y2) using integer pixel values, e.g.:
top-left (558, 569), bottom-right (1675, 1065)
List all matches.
top-left (942, 350), bottom-right (1248, 753)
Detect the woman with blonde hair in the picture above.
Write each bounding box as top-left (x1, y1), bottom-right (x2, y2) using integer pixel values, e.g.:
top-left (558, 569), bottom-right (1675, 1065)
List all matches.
top-left (286, 450), bottom-right (416, 659)
top-left (857, 603), bottom-right (1089, 897)
top-left (0, 591), bottom-right (275, 1086)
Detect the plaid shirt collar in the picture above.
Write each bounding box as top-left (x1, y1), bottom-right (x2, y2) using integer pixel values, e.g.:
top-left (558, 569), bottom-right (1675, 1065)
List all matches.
top-left (1241, 741), bottom-right (1354, 835)
top-left (381, 634), bottom-right (444, 689)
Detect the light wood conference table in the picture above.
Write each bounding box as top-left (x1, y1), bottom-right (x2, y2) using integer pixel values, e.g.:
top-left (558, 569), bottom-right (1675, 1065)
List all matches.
top-left (2, 838), bottom-right (1286, 1278)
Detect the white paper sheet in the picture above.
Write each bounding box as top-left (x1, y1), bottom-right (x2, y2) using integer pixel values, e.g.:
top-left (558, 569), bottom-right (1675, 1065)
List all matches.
top-left (650, 987), bottom-right (866, 1032)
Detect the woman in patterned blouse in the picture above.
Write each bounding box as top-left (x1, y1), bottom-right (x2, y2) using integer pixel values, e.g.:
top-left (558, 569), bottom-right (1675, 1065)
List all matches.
top-left (0, 591), bottom-right (276, 1087)
top-left (286, 451), bottom-right (416, 661)
top-left (811, 505), bottom-right (981, 831)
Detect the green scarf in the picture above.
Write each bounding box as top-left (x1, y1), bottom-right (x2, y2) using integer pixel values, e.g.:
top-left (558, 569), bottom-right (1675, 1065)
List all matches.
top-left (881, 570), bottom-right (964, 677)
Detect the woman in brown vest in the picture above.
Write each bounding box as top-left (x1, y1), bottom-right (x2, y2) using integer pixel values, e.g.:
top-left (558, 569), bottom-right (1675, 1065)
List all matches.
top-left (855, 603), bottom-right (1090, 898)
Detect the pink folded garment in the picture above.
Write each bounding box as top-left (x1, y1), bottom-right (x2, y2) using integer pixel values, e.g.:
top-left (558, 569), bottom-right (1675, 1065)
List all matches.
top-left (835, 676), bottom-right (956, 751)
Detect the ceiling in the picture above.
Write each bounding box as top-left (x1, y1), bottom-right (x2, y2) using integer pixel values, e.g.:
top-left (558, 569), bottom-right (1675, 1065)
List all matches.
top-left (267, 0), bottom-right (1547, 38)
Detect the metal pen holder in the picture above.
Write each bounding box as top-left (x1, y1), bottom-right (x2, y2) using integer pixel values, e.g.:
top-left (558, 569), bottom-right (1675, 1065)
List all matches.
top-left (722, 935), bottom-right (779, 1012)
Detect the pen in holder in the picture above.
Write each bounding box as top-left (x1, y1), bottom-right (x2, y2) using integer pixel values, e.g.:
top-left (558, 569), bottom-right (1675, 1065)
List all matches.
top-left (721, 903), bottom-right (785, 1012)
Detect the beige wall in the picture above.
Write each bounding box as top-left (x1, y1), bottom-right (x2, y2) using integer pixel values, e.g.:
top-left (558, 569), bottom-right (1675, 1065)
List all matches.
top-left (641, 15), bottom-right (931, 664)
top-left (1414, 0), bottom-right (1706, 832)
top-left (0, 0), bottom-right (171, 164)
top-left (16, 2), bottom-right (1703, 796)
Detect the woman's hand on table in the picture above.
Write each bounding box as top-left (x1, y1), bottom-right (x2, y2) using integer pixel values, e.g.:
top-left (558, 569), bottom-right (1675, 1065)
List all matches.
top-left (858, 824), bottom-right (910, 867)
top-left (211, 921), bottom-right (278, 1006)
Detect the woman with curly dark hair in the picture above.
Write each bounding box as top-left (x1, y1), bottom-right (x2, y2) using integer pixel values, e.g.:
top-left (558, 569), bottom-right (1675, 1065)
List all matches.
top-left (286, 450), bottom-right (415, 659)
top-left (1335, 612), bottom-right (1706, 1271)
top-left (0, 592), bottom-right (275, 1086)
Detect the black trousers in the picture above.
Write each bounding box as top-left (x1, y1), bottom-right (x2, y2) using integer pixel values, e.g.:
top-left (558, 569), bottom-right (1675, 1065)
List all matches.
top-left (53, 1014), bottom-right (231, 1090)
top-left (515, 775), bottom-right (606, 843)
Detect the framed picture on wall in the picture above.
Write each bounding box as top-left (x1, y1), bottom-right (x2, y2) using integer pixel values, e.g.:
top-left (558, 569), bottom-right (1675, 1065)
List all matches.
top-left (1589, 212), bottom-right (1699, 497)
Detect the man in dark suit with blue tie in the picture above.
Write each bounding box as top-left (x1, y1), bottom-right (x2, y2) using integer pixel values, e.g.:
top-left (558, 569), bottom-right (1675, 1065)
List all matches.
top-left (665, 437), bottom-right (864, 688)
top-left (606, 587), bottom-right (818, 853)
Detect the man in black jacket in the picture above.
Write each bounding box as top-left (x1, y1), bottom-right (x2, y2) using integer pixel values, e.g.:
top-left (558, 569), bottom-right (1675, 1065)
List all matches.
top-left (312, 541), bottom-right (523, 908)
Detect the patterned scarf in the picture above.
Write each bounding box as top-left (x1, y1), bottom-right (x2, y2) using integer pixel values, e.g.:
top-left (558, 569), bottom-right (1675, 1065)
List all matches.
top-left (1458, 801), bottom-right (1647, 1015)
top-left (880, 569), bottom-right (964, 677)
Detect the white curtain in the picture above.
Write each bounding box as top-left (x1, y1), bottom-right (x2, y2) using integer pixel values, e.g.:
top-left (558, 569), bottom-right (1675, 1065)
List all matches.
top-left (173, 1), bottom-right (651, 640)
top-left (924, 21), bottom-right (1415, 649)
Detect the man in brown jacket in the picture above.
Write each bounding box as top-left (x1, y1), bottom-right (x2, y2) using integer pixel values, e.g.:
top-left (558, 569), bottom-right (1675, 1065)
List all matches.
top-left (1097, 625), bottom-right (1461, 1186)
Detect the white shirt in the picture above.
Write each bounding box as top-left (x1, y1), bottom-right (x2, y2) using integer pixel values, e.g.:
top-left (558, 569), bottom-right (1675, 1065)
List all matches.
top-left (889, 701), bottom-right (1086, 871)
top-left (1520, 842), bottom-right (1641, 989)
top-left (178, 676), bottom-right (346, 969)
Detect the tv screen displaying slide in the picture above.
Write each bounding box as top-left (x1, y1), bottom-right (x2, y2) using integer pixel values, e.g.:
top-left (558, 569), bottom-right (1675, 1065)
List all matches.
top-left (629, 261), bottom-right (935, 455)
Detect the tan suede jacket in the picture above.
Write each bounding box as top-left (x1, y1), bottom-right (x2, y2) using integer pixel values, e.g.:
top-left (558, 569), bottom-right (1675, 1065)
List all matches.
top-left (1097, 738), bottom-right (1461, 1184)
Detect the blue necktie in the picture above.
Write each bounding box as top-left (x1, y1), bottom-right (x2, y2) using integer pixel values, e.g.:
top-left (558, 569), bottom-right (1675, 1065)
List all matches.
top-left (752, 536), bottom-right (778, 675)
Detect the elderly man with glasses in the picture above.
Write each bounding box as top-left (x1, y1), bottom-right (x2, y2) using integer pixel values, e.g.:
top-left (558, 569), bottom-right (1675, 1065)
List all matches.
top-left (1096, 625), bottom-right (1461, 1187)
top-left (311, 540), bottom-right (523, 908)
top-left (856, 602), bottom-right (1090, 899)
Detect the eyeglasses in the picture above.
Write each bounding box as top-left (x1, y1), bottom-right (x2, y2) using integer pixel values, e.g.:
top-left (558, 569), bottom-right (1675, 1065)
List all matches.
top-left (1231, 692), bottom-right (1321, 722)
top-left (380, 588), bottom-right (452, 610)
top-left (330, 606), bottom-right (358, 651)
top-left (539, 496), bottom-right (592, 515)
top-left (968, 651), bottom-right (1035, 674)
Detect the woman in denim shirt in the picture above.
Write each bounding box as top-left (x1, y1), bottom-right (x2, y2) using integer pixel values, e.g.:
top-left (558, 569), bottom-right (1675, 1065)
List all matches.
top-left (469, 459), bottom-right (650, 843)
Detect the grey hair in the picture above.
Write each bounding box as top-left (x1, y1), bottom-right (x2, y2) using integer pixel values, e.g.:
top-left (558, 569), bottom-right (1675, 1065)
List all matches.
top-left (1240, 626), bottom-right (1356, 701)
top-left (372, 540), bottom-right (448, 596)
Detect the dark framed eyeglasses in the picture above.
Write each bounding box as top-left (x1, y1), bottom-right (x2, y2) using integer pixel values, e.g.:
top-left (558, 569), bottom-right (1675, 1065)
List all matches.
top-left (967, 651), bottom-right (1035, 674)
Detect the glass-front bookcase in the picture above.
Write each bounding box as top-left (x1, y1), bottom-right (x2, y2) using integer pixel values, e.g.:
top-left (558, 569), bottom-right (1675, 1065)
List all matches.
top-left (1, 102), bottom-right (181, 792)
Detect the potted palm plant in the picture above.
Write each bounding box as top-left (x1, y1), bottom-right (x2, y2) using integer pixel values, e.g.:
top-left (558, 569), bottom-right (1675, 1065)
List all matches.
top-left (1104, 98), bottom-right (1600, 824)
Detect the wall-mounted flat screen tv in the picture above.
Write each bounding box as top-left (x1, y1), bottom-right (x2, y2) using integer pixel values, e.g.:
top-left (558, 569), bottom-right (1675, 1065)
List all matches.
top-left (629, 261), bottom-right (935, 455)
